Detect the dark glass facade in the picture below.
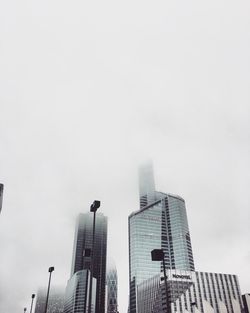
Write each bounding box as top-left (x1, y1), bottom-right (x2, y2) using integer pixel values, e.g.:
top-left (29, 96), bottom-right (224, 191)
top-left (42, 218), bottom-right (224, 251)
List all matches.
top-left (70, 212), bottom-right (108, 313)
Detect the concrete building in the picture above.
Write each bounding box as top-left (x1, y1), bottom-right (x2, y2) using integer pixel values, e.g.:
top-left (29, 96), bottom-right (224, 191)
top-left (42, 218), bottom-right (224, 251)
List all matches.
top-left (137, 269), bottom-right (243, 313)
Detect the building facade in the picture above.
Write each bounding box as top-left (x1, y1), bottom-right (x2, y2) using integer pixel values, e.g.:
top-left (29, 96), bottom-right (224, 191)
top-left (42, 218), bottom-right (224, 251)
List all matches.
top-left (106, 260), bottom-right (119, 313)
top-left (242, 294), bottom-right (250, 313)
top-left (129, 163), bottom-right (195, 313)
top-left (64, 270), bottom-right (96, 313)
top-left (66, 212), bottom-right (108, 313)
top-left (34, 287), bottom-right (65, 313)
top-left (137, 269), bottom-right (243, 313)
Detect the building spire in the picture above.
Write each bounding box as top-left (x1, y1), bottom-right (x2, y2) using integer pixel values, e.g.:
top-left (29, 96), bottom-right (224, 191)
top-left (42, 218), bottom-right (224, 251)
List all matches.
top-left (138, 160), bottom-right (156, 209)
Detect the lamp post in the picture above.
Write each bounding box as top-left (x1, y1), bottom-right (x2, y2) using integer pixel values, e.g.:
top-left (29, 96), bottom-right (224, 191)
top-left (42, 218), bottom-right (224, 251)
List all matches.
top-left (151, 249), bottom-right (170, 313)
top-left (191, 302), bottom-right (196, 313)
top-left (44, 266), bottom-right (54, 313)
top-left (88, 200), bottom-right (101, 313)
top-left (29, 294), bottom-right (35, 313)
top-left (0, 183), bottom-right (4, 213)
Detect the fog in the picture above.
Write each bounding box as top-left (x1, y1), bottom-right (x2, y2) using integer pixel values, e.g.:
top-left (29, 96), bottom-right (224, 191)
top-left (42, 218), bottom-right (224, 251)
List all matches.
top-left (0, 1), bottom-right (250, 312)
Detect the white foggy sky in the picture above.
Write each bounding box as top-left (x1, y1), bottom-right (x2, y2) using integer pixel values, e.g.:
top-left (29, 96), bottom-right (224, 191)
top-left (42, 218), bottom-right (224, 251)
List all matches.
top-left (0, 0), bottom-right (250, 312)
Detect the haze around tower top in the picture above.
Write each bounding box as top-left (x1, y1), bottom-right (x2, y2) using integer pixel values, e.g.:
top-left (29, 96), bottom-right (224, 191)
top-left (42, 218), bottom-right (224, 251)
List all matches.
top-left (0, 1), bottom-right (250, 312)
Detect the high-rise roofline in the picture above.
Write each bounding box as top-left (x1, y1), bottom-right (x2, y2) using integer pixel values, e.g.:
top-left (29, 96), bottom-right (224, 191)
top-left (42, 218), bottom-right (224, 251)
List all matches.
top-left (129, 192), bottom-right (185, 219)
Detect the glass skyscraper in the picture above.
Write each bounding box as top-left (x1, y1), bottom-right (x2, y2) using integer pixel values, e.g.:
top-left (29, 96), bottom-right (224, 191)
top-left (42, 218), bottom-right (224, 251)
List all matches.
top-left (129, 163), bottom-right (195, 313)
top-left (106, 260), bottom-right (119, 313)
top-left (64, 270), bottom-right (97, 313)
top-left (65, 212), bottom-right (108, 313)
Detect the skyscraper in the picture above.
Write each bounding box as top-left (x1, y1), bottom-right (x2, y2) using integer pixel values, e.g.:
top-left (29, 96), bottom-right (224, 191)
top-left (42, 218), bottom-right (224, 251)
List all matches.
top-left (138, 162), bottom-right (156, 209)
top-left (128, 163), bottom-right (195, 313)
top-left (106, 259), bottom-right (119, 313)
top-left (64, 270), bottom-right (97, 313)
top-left (65, 212), bottom-right (108, 313)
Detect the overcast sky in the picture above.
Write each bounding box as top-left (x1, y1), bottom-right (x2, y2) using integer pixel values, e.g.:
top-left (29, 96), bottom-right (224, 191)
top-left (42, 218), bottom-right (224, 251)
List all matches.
top-left (0, 1), bottom-right (250, 312)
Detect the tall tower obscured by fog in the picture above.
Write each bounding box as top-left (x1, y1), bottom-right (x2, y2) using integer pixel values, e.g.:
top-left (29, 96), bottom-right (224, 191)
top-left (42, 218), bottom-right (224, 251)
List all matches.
top-left (138, 162), bottom-right (156, 209)
top-left (65, 212), bottom-right (107, 313)
top-left (106, 260), bottom-right (119, 313)
top-left (128, 162), bottom-right (195, 313)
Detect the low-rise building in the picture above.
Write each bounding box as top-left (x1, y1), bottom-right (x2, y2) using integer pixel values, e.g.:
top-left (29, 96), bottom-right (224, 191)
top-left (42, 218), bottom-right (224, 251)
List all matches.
top-left (137, 269), bottom-right (243, 313)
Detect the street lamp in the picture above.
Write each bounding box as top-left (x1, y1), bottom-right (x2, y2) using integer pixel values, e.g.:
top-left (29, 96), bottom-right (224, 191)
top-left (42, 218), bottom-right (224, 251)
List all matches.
top-left (151, 249), bottom-right (170, 313)
top-left (191, 302), bottom-right (196, 313)
top-left (88, 200), bottom-right (101, 313)
top-left (29, 294), bottom-right (35, 313)
top-left (44, 266), bottom-right (54, 313)
top-left (0, 183), bottom-right (4, 213)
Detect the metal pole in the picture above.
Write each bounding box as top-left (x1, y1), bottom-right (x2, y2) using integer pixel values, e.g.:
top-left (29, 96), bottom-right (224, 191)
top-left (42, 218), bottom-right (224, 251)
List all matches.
top-left (191, 302), bottom-right (196, 313)
top-left (44, 269), bottom-right (53, 313)
top-left (30, 294), bottom-right (35, 313)
top-left (162, 259), bottom-right (170, 313)
top-left (0, 183), bottom-right (4, 213)
top-left (88, 210), bottom-right (96, 313)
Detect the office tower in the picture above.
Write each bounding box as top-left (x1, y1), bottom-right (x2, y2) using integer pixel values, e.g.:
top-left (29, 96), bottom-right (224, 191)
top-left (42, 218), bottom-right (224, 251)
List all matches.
top-left (34, 287), bottom-right (65, 313)
top-left (0, 183), bottom-right (4, 213)
top-left (137, 269), bottom-right (244, 313)
top-left (64, 270), bottom-right (96, 313)
top-left (138, 162), bottom-right (156, 209)
top-left (128, 163), bottom-right (195, 313)
top-left (106, 260), bottom-right (119, 313)
top-left (242, 294), bottom-right (250, 313)
top-left (65, 212), bottom-right (108, 313)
